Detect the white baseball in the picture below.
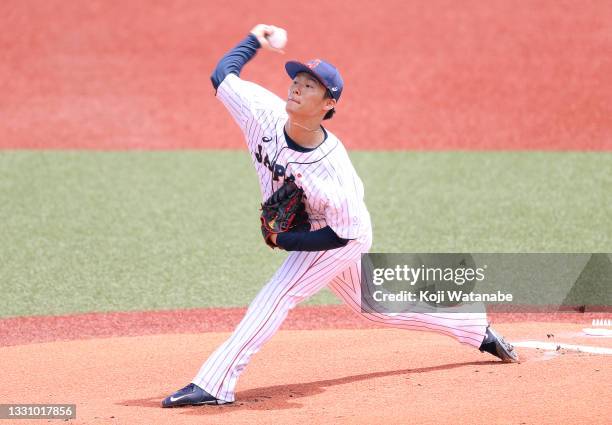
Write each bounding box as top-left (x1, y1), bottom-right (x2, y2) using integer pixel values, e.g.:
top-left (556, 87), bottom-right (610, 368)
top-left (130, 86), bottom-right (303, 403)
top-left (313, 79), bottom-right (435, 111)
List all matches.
top-left (266, 26), bottom-right (287, 49)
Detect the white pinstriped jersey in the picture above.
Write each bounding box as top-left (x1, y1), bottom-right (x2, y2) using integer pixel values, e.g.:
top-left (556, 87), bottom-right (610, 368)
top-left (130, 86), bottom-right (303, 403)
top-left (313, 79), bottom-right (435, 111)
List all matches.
top-left (216, 73), bottom-right (372, 242)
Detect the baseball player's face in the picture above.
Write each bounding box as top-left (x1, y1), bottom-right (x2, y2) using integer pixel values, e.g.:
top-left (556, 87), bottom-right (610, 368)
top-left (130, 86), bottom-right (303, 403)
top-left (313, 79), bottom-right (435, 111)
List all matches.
top-left (286, 72), bottom-right (335, 118)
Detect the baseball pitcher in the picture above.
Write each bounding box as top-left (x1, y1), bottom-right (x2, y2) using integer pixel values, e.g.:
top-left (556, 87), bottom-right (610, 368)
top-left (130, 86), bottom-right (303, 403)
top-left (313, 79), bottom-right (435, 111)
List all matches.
top-left (162, 24), bottom-right (518, 407)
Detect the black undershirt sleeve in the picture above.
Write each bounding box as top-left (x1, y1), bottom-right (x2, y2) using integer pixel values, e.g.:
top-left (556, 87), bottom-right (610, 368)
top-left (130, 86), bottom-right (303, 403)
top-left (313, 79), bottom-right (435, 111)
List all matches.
top-left (276, 226), bottom-right (350, 252)
top-left (210, 34), bottom-right (260, 90)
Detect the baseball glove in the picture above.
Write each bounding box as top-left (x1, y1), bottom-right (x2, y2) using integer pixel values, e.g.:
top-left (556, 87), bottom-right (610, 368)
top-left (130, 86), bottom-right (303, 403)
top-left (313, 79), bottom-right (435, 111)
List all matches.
top-left (260, 180), bottom-right (310, 248)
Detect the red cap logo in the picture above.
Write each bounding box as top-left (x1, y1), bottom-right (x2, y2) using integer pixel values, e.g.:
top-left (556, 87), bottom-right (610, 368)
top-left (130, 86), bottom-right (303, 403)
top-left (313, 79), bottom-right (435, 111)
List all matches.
top-left (306, 59), bottom-right (321, 69)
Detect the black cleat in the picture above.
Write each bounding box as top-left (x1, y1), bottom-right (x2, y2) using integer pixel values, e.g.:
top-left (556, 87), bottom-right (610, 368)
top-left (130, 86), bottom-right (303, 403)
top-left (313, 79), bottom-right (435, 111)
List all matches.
top-left (479, 326), bottom-right (519, 363)
top-left (161, 383), bottom-right (230, 408)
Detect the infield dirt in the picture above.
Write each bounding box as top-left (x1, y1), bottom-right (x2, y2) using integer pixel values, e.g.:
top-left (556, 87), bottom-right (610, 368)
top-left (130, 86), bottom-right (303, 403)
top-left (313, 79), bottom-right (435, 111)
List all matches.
top-left (1, 308), bottom-right (611, 424)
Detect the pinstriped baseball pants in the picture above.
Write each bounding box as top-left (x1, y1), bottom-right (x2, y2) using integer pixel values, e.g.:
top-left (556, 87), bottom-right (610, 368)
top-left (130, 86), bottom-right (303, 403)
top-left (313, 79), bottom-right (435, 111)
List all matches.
top-left (192, 238), bottom-right (488, 402)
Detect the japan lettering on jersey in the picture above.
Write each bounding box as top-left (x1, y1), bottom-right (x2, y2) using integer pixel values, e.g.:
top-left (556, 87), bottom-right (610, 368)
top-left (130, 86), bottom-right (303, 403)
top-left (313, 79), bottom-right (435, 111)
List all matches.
top-left (216, 73), bottom-right (371, 243)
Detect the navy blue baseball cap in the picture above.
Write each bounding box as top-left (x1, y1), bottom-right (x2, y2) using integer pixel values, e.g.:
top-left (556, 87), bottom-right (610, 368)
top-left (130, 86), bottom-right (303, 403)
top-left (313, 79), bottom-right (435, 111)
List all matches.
top-left (285, 59), bottom-right (344, 101)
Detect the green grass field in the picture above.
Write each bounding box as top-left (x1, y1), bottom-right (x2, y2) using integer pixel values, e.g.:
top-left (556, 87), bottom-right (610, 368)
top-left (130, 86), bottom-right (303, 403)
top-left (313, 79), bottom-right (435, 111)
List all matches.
top-left (1, 151), bottom-right (610, 318)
